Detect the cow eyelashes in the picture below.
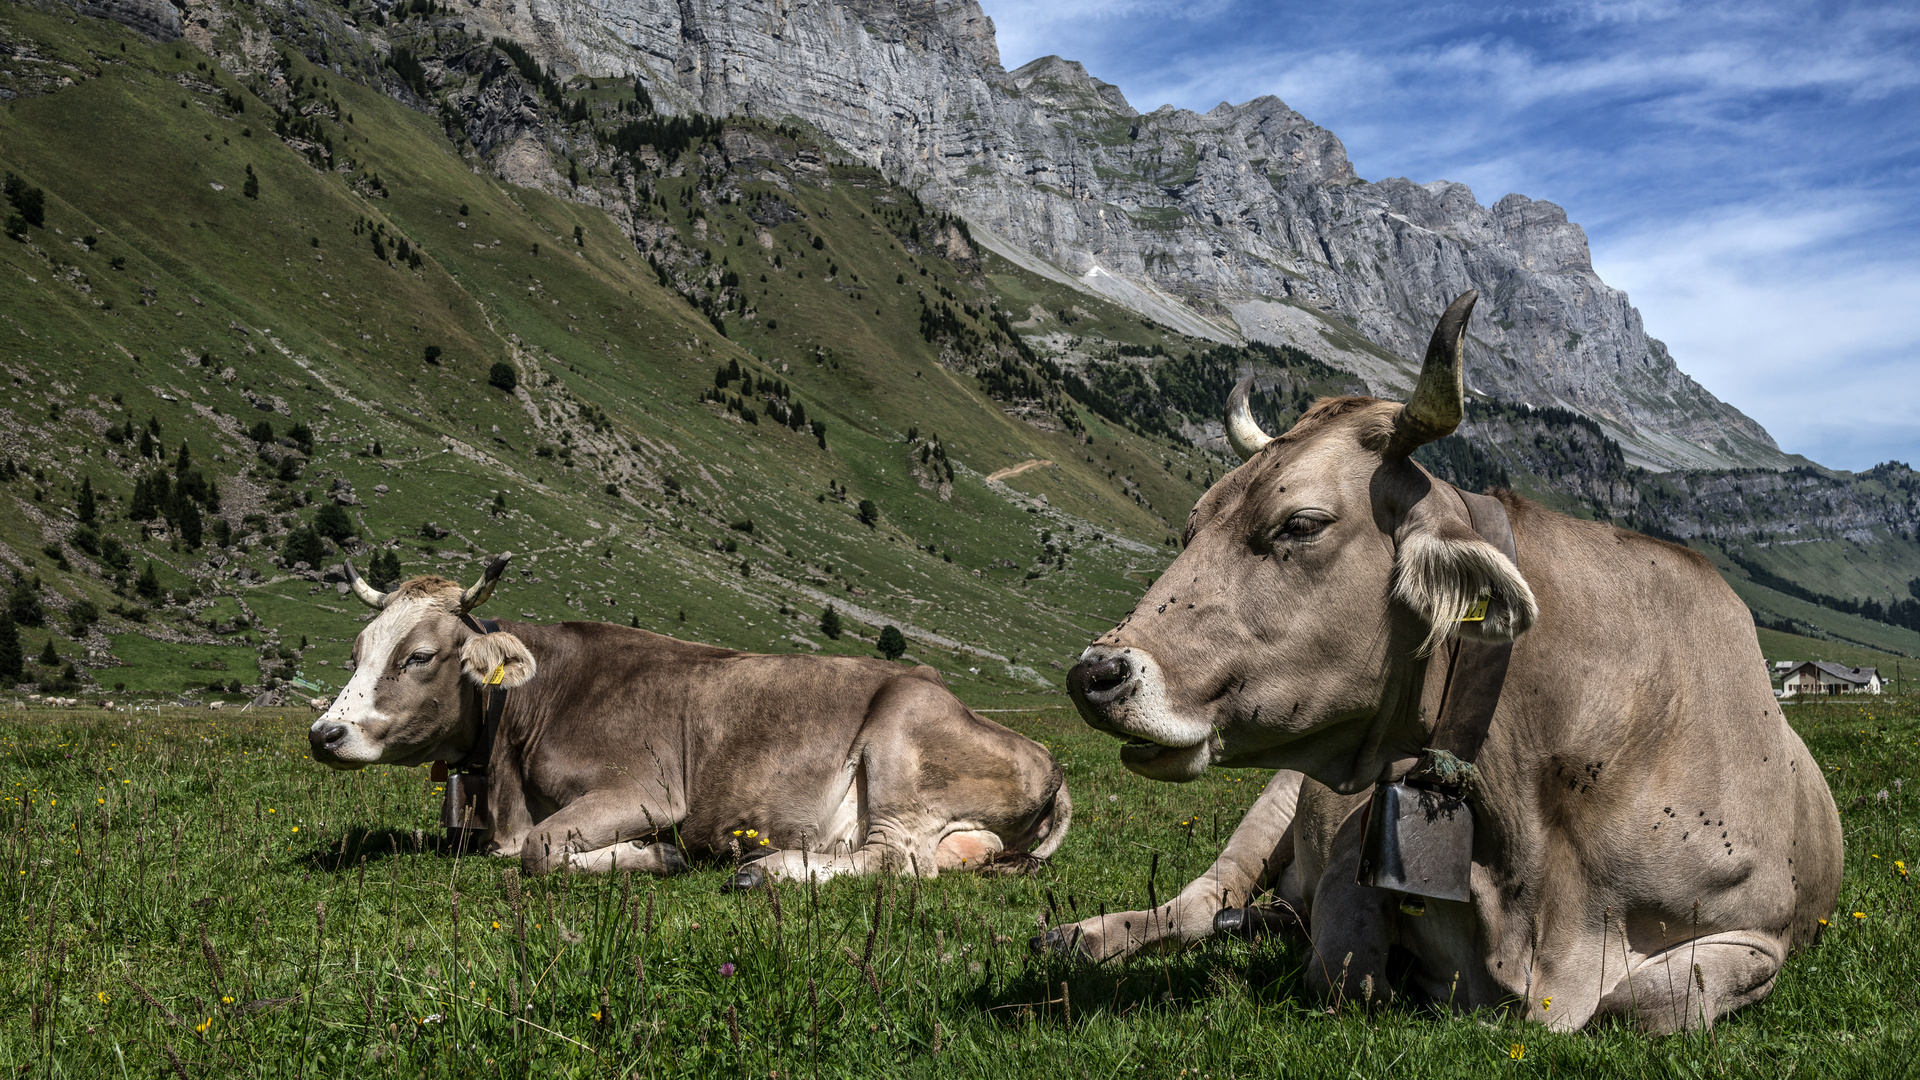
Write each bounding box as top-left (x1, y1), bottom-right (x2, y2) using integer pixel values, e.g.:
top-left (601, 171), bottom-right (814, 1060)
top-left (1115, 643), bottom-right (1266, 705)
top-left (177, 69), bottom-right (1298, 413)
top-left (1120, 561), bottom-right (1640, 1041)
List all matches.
top-left (403, 650), bottom-right (436, 668)
top-left (1275, 512), bottom-right (1332, 541)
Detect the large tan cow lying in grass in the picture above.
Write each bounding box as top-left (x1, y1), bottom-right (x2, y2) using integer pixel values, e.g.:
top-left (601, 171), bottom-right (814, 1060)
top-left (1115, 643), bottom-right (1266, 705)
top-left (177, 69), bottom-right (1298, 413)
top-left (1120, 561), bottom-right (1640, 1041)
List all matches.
top-left (308, 567), bottom-right (1070, 882)
top-left (1045, 292), bottom-right (1841, 1032)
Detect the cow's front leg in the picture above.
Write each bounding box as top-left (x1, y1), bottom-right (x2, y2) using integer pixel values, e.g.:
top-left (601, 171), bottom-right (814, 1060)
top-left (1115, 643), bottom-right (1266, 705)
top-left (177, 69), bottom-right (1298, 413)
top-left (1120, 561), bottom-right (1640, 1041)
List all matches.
top-left (520, 790), bottom-right (685, 876)
top-left (1034, 771), bottom-right (1305, 964)
top-left (1301, 807), bottom-right (1399, 1007)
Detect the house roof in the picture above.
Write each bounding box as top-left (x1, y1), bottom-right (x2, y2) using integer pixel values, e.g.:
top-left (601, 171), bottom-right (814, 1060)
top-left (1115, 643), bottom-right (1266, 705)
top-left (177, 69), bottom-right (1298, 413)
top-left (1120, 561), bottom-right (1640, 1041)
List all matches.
top-left (1784, 660), bottom-right (1879, 685)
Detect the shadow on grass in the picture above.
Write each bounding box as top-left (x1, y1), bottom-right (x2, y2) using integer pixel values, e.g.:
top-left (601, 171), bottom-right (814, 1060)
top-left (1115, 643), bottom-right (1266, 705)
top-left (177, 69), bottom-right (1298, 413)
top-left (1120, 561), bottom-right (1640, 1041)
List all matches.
top-left (976, 932), bottom-right (1319, 1025)
top-left (295, 825), bottom-right (488, 869)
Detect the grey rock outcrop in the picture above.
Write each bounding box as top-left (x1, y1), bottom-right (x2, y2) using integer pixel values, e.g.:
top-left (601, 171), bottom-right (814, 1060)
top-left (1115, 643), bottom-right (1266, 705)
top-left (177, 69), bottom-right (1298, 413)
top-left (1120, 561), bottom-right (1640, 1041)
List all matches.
top-left (453, 0), bottom-right (1786, 470)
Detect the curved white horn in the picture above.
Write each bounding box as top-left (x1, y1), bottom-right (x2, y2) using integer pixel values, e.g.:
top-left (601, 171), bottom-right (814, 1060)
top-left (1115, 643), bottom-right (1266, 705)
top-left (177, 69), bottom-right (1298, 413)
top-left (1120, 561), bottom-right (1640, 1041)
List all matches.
top-left (343, 560), bottom-right (390, 610)
top-left (459, 552), bottom-right (513, 612)
top-left (1225, 376), bottom-right (1274, 461)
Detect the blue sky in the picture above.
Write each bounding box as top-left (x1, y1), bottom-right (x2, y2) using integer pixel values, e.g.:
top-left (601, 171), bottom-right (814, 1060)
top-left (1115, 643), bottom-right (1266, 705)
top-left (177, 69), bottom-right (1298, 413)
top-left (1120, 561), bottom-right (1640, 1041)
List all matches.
top-left (976, 1), bottom-right (1920, 471)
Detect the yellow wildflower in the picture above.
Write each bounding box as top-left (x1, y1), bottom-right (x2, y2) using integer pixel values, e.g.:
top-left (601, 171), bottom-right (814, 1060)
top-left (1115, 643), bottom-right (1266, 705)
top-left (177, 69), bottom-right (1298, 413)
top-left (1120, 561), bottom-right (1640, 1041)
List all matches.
top-left (745, 829), bottom-right (758, 838)
top-left (195, 1018), bottom-right (212, 1034)
top-left (96, 991), bottom-right (109, 1004)
top-left (1541, 997), bottom-right (1551, 1011)
top-left (1853, 911), bottom-right (1865, 919)
top-left (1509, 1044), bottom-right (1524, 1060)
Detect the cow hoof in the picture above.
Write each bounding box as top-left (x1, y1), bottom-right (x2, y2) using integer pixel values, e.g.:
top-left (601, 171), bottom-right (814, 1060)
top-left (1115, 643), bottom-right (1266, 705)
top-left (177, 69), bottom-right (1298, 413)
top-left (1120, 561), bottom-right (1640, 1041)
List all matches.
top-left (1028, 927), bottom-right (1090, 959)
top-left (725, 864), bottom-right (767, 893)
top-left (1213, 904), bottom-right (1303, 940)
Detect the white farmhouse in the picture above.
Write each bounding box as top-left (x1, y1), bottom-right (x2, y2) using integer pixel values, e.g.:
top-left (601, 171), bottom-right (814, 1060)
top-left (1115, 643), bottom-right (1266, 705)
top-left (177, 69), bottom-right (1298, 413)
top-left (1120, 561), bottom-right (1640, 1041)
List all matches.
top-left (1779, 661), bottom-right (1881, 697)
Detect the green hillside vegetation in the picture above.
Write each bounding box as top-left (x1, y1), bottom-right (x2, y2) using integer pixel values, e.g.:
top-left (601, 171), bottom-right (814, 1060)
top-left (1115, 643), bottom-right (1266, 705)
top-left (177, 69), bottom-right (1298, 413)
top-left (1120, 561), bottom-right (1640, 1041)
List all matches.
top-left (0, 3), bottom-right (1301, 703)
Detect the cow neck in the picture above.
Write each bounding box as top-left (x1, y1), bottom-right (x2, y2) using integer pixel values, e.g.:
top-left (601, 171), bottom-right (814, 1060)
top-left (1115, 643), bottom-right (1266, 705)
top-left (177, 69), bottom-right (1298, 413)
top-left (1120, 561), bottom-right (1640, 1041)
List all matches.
top-left (1403, 488), bottom-right (1518, 796)
top-left (454, 613), bottom-right (505, 776)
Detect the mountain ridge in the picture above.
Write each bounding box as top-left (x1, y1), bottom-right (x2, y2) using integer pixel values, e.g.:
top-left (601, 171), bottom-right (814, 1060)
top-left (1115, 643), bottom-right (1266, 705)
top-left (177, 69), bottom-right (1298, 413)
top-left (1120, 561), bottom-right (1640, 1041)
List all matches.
top-left (442, 0), bottom-right (1788, 472)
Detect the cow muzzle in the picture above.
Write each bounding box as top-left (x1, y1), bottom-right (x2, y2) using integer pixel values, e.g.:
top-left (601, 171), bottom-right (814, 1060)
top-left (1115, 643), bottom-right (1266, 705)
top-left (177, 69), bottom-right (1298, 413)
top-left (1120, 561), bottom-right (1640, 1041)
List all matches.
top-left (1067, 645), bottom-right (1214, 781)
top-left (307, 718), bottom-right (373, 770)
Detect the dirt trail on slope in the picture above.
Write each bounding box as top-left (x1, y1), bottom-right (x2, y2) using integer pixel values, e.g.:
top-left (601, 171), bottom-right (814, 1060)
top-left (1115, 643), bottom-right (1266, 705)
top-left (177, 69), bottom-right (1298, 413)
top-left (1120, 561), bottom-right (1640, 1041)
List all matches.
top-left (985, 459), bottom-right (1053, 482)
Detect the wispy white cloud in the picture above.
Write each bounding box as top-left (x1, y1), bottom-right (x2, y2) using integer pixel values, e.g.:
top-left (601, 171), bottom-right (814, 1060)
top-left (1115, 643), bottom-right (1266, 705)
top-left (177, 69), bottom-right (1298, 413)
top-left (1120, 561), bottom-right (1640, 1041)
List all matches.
top-left (1597, 200), bottom-right (1920, 468)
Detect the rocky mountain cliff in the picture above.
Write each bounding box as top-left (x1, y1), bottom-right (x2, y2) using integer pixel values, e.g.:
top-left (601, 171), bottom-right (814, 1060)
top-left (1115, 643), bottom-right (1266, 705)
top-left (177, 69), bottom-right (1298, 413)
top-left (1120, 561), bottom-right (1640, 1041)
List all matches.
top-left (454, 0), bottom-right (1789, 472)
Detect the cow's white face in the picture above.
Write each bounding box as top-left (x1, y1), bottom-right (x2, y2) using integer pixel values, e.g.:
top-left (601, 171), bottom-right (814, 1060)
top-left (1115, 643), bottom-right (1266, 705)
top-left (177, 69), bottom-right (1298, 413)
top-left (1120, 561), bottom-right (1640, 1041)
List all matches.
top-left (308, 577), bottom-right (534, 769)
top-left (1068, 398), bottom-right (1536, 792)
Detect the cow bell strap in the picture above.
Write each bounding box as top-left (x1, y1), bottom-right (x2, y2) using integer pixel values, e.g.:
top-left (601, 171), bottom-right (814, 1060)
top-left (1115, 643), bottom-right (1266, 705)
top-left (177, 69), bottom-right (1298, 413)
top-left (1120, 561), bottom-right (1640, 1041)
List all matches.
top-left (454, 614), bottom-right (505, 776)
top-left (1404, 490), bottom-right (1518, 796)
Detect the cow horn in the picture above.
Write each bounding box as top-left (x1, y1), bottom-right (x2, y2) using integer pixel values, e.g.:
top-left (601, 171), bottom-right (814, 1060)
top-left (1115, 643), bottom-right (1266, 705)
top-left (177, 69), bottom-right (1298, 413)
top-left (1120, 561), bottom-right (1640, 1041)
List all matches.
top-left (343, 559), bottom-right (390, 610)
top-left (459, 552), bottom-right (513, 612)
top-left (1224, 376), bottom-right (1273, 461)
top-left (1387, 290), bottom-right (1479, 459)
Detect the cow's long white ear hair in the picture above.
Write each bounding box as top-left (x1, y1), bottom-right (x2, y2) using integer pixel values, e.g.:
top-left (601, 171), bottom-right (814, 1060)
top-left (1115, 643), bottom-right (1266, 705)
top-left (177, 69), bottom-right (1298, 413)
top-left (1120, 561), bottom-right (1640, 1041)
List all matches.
top-left (1393, 529), bottom-right (1537, 656)
top-left (460, 632), bottom-right (537, 688)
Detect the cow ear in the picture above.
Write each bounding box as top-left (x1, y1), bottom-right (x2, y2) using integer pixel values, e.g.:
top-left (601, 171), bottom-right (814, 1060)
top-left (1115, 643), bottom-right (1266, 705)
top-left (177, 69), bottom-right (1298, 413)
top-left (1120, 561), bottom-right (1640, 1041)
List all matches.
top-left (461, 632), bottom-right (537, 688)
top-left (1393, 527), bottom-right (1537, 656)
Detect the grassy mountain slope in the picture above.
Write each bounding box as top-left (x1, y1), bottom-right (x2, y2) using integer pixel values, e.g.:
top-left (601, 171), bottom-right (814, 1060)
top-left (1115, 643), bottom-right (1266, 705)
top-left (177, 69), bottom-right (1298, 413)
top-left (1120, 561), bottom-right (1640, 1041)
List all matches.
top-left (1, 4), bottom-right (1255, 704)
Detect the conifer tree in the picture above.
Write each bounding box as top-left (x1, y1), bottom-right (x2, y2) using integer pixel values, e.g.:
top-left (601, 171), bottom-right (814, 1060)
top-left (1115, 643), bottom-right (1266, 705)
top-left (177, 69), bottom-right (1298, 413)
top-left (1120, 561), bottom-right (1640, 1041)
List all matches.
top-left (0, 612), bottom-right (22, 684)
top-left (76, 476), bottom-right (95, 525)
top-left (136, 562), bottom-right (161, 601)
top-left (38, 638), bottom-right (57, 667)
top-left (819, 604), bottom-right (842, 640)
top-left (878, 625), bottom-right (906, 661)
top-left (179, 498), bottom-right (203, 548)
top-left (8, 577), bottom-right (44, 627)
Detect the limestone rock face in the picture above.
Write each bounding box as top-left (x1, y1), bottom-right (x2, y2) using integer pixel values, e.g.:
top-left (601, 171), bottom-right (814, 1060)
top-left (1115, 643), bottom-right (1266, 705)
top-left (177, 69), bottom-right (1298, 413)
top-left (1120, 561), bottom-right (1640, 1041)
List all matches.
top-left (461, 0), bottom-right (1784, 470)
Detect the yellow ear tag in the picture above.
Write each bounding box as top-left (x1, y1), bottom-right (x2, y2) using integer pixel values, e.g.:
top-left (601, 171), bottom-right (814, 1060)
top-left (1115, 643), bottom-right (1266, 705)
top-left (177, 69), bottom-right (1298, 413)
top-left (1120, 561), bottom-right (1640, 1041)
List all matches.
top-left (488, 664), bottom-right (506, 686)
top-left (1460, 593), bottom-right (1491, 623)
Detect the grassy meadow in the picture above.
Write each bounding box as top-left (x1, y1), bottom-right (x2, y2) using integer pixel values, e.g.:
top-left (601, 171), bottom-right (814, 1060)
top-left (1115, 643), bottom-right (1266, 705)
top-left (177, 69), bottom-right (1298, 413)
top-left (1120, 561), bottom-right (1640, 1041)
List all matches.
top-left (2, 697), bottom-right (1914, 1078)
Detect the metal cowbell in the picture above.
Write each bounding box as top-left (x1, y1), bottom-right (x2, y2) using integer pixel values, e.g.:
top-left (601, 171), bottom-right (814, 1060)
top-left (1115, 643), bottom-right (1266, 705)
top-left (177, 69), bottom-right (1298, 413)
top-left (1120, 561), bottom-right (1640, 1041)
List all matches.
top-left (441, 772), bottom-right (492, 851)
top-left (1356, 780), bottom-right (1474, 903)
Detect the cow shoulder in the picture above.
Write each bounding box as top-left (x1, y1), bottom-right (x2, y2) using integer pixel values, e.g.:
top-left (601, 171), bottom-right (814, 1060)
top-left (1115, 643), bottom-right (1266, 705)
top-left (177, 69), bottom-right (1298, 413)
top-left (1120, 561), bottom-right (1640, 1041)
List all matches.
top-left (905, 664), bottom-right (948, 689)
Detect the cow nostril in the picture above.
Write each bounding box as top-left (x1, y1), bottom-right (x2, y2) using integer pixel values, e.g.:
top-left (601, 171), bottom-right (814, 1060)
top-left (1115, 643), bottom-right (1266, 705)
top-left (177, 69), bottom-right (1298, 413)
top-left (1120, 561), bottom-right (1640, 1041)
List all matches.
top-left (1069, 656), bottom-right (1132, 701)
top-left (318, 723), bottom-right (348, 749)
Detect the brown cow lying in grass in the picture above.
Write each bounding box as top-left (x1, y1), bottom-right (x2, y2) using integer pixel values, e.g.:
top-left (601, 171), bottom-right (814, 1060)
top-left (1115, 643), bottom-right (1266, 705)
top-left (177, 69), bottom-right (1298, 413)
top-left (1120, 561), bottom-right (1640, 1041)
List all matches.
top-left (308, 562), bottom-right (1070, 884)
top-left (1047, 292), bottom-right (1842, 1033)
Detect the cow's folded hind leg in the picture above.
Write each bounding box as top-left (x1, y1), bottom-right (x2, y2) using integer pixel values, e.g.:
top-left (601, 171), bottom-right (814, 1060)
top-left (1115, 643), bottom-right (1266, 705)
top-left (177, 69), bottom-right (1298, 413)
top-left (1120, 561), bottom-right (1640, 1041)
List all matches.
top-left (731, 843), bottom-right (903, 889)
top-left (1594, 932), bottom-right (1785, 1033)
top-left (563, 841), bottom-right (688, 876)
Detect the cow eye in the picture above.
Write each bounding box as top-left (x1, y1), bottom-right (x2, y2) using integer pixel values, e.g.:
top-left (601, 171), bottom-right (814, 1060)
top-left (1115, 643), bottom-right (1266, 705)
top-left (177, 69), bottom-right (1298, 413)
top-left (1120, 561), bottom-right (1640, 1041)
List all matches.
top-left (1276, 512), bottom-right (1332, 541)
top-left (404, 650), bottom-right (435, 668)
